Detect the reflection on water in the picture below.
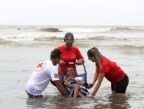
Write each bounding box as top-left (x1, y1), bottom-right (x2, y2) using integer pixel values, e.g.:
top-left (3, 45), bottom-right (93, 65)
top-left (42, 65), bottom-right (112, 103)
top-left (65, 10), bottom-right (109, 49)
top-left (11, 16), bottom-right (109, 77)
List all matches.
top-left (1, 25), bottom-right (144, 109)
top-left (93, 95), bottom-right (130, 109)
top-left (26, 94), bottom-right (130, 109)
top-left (26, 94), bottom-right (96, 109)
top-left (26, 95), bottom-right (76, 109)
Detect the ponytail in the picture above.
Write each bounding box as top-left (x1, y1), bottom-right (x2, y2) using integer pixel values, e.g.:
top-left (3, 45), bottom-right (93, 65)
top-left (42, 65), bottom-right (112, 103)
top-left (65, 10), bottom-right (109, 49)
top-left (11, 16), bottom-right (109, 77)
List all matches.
top-left (87, 47), bottom-right (103, 69)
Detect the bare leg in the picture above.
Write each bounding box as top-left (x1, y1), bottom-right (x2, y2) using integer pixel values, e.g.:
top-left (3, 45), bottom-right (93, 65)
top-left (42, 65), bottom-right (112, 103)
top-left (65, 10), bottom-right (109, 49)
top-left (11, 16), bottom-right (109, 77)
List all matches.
top-left (115, 93), bottom-right (125, 96)
top-left (77, 91), bottom-right (85, 98)
top-left (112, 90), bottom-right (125, 96)
top-left (74, 84), bottom-right (80, 99)
top-left (74, 84), bottom-right (79, 99)
top-left (74, 84), bottom-right (85, 99)
top-left (112, 90), bottom-right (116, 95)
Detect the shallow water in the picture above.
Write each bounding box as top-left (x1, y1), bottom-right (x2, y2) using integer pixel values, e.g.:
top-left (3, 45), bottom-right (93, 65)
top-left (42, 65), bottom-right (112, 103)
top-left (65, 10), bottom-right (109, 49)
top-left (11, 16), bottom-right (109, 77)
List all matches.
top-left (0, 43), bottom-right (144, 109)
top-left (0, 25), bottom-right (144, 109)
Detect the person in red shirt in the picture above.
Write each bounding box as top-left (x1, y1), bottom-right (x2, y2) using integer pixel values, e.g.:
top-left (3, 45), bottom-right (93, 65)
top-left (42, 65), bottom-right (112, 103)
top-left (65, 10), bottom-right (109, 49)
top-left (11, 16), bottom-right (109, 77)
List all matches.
top-left (87, 47), bottom-right (129, 97)
top-left (57, 32), bottom-right (84, 78)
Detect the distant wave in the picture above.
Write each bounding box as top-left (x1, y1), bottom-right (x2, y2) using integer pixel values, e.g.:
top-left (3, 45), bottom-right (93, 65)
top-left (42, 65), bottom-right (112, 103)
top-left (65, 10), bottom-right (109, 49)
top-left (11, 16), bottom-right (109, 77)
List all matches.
top-left (0, 38), bottom-right (20, 46)
top-left (0, 38), bottom-right (10, 44)
top-left (109, 26), bottom-right (144, 32)
top-left (87, 36), bottom-right (128, 41)
top-left (0, 25), bottom-right (144, 49)
top-left (37, 26), bottom-right (144, 33)
top-left (0, 38), bottom-right (4, 42)
top-left (34, 35), bottom-right (128, 41)
top-left (111, 44), bottom-right (144, 48)
top-left (0, 26), bottom-right (4, 29)
top-left (38, 28), bottom-right (62, 32)
top-left (110, 27), bottom-right (130, 31)
top-left (1, 37), bottom-right (144, 49)
top-left (34, 36), bottom-right (63, 41)
top-left (0, 35), bottom-right (136, 43)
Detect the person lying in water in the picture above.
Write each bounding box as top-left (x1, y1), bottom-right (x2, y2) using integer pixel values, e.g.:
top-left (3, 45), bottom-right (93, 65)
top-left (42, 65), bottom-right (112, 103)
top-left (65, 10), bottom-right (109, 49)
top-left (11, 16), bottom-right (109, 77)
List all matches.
top-left (64, 67), bottom-right (89, 99)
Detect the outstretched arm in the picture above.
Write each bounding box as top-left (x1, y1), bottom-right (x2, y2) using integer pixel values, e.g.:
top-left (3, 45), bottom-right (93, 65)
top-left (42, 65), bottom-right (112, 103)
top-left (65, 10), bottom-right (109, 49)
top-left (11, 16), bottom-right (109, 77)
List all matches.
top-left (51, 80), bottom-right (69, 97)
top-left (92, 66), bottom-right (99, 85)
top-left (89, 73), bottom-right (105, 97)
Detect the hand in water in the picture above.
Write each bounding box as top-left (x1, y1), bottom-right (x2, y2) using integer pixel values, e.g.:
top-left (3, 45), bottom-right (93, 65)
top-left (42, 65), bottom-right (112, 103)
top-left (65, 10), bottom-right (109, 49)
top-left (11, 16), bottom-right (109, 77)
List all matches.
top-left (87, 93), bottom-right (95, 97)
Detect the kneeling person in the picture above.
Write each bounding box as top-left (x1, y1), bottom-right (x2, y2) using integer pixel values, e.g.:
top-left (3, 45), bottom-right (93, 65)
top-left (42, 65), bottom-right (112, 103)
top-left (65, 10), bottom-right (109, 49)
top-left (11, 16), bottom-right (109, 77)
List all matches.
top-left (25, 49), bottom-right (68, 98)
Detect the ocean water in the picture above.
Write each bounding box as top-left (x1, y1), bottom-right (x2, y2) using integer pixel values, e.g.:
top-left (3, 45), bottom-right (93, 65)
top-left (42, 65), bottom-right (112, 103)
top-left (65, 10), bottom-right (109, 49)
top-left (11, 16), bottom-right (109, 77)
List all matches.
top-left (0, 25), bottom-right (144, 109)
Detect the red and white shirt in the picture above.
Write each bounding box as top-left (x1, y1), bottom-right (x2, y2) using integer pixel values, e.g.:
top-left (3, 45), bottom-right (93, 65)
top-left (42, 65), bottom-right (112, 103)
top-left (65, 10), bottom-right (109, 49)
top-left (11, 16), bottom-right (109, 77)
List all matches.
top-left (25, 60), bottom-right (59, 96)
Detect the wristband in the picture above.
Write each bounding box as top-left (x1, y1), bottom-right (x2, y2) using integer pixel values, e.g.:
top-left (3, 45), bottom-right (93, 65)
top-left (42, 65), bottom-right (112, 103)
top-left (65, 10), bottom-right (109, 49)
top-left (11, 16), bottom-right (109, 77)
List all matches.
top-left (91, 92), bottom-right (95, 97)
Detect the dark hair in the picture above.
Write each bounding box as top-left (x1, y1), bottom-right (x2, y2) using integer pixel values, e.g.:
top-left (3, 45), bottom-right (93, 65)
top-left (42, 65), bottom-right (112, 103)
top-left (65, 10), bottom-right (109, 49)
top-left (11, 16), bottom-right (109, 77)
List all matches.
top-left (50, 49), bottom-right (62, 59)
top-left (64, 32), bottom-right (74, 44)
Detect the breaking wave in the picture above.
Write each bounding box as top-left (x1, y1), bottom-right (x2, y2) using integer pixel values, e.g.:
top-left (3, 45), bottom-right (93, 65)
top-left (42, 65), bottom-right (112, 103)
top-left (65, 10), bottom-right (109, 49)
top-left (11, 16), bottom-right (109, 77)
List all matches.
top-left (38, 28), bottom-right (63, 32)
top-left (0, 25), bottom-right (144, 48)
top-left (109, 26), bottom-right (144, 32)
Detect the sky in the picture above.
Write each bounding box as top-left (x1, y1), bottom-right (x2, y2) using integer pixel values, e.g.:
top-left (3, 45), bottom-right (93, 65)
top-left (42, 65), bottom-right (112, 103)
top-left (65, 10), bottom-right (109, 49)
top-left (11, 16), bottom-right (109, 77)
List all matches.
top-left (0, 0), bottom-right (144, 26)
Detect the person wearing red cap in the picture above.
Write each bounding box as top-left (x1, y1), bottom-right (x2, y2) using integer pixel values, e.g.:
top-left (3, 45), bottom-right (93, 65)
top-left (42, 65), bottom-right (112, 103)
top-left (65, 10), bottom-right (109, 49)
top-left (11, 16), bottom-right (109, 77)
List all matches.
top-left (57, 32), bottom-right (84, 78)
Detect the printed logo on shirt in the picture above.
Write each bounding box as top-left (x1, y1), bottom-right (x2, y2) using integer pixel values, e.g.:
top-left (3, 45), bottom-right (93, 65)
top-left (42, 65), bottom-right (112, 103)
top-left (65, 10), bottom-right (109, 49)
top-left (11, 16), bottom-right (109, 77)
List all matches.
top-left (71, 54), bottom-right (76, 58)
top-left (68, 36), bottom-right (72, 40)
top-left (35, 61), bottom-right (46, 71)
top-left (54, 74), bottom-right (58, 78)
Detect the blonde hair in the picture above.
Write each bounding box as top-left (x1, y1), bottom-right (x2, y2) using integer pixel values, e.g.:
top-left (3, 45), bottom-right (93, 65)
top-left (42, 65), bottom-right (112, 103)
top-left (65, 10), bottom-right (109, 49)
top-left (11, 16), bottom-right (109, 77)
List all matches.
top-left (87, 47), bottom-right (103, 69)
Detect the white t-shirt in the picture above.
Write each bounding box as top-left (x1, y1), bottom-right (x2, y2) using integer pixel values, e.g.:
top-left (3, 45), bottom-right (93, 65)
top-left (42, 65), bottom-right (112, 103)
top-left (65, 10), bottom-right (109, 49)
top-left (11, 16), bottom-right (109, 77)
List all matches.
top-left (75, 77), bottom-right (85, 88)
top-left (75, 77), bottom-right (83, 81)
top-left (25, 60), bottom-right (59, 96)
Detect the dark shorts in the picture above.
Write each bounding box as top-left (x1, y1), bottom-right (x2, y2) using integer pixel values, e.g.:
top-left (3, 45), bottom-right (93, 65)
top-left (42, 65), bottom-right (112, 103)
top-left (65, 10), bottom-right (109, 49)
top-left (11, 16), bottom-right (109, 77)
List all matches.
top-left (111, 74), bottom-right (129, 93)
top-left (25, 90), bottom-right (43, 98)
top-left (67, 87), bottom-right (89, 96)
top-left (79, 88), bottom-right (89, 96)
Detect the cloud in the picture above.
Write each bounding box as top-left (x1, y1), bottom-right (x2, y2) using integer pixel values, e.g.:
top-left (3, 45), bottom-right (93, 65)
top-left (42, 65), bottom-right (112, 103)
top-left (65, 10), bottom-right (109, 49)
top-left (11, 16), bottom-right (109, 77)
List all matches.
top-left (0, 0), bottom-right (144, 25)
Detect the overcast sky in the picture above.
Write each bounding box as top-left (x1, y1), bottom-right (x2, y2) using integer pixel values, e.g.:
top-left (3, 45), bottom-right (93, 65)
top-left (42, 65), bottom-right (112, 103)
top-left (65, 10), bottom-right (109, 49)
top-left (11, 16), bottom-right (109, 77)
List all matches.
top-left (0, 0), bottom-right (144, 26)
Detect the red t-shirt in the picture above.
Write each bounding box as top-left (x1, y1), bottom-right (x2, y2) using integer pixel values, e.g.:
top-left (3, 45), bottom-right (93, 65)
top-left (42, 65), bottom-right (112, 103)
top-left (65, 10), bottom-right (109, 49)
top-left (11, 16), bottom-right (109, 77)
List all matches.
top-left (57, 45), bottom-right (84, 76)
top-left (96, 56), bottom-right (126, 83)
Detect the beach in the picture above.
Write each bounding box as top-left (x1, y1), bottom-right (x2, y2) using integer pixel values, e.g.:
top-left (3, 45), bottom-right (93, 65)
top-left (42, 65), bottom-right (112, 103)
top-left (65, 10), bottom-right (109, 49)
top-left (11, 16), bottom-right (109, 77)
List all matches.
top-left (0, 25), bottom-right (144, 109)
